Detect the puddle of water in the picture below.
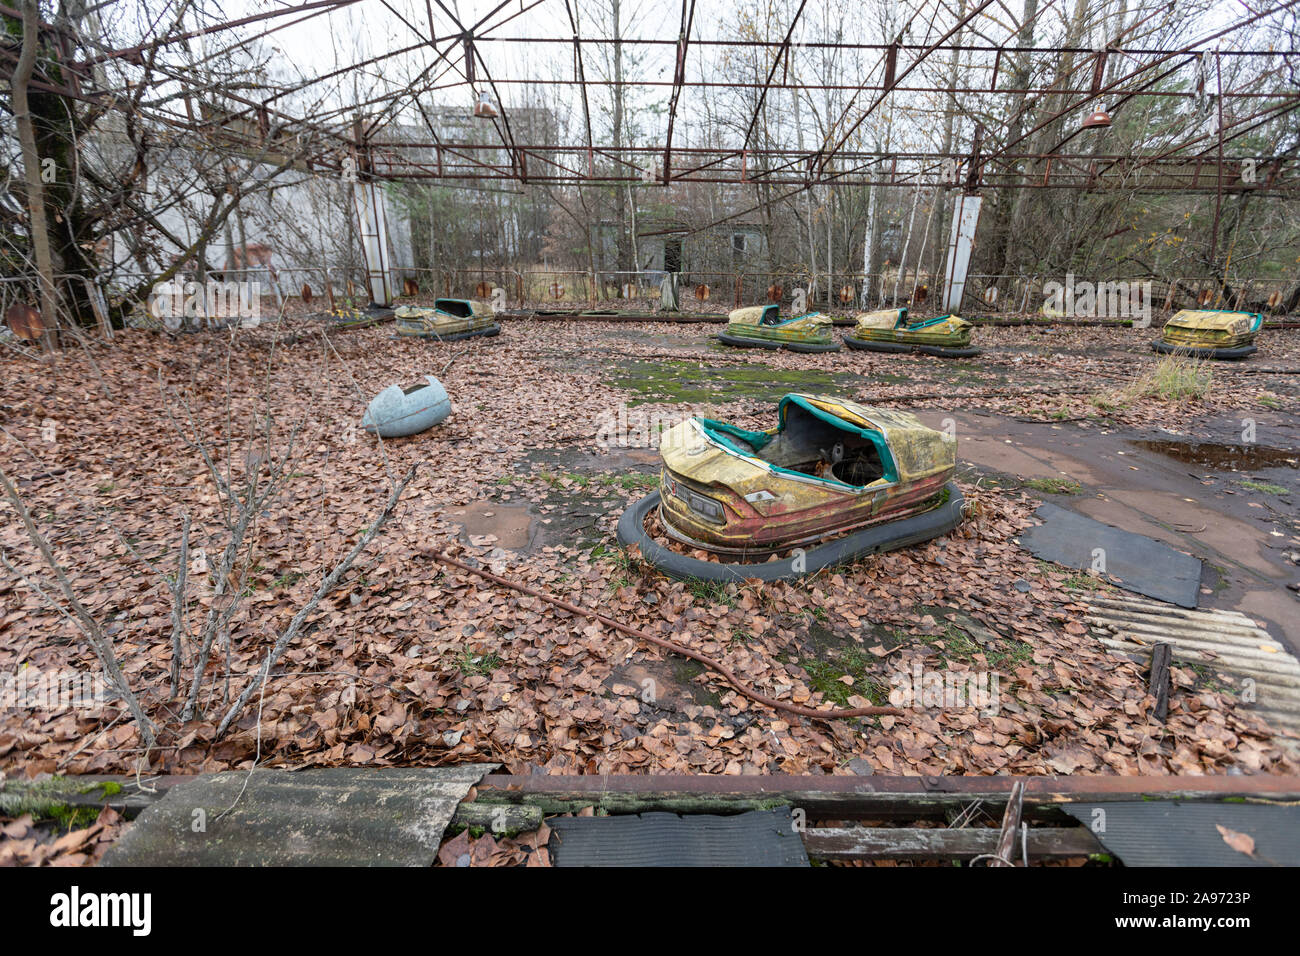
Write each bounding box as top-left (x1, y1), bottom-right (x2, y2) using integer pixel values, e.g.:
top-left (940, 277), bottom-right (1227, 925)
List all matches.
top-left (445, 501), bottom-right (537, 550)
top-left (1129, 439), bottom-right (1298, 472)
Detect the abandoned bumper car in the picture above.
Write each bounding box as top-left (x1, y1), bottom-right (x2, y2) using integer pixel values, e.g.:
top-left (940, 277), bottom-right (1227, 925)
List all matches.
top-left (1151, 308), bottom-right (1262, 360)
top-left (716, 304), bottom-right (841, 353)
top-left (618, 394), bottom-right (964, 582)
top-left (395, 298), bottom-right (501, 341)
top-left (362, 375), bottom-right (451, 438)
top-left (842, 308), bottom-right (980, 358)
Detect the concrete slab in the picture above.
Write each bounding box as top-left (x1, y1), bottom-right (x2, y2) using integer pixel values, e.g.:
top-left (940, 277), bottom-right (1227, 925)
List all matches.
top-left (101, 765), bottom-right (496, 867)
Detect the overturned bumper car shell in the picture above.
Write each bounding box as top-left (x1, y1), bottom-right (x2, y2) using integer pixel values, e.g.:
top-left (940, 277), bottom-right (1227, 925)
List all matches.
top-left (1152, 309), bottom-right (1261, 360)
top-left (617, 393), bottom-right (963, 581)
top-left (843, 309), bottom-right (980, 358)
top-left (362, 375), bottom-right (451, 438)
top-left (716, 304), bottom-right (841, 353)
top-left (396, 298), bottom-right (501, 341)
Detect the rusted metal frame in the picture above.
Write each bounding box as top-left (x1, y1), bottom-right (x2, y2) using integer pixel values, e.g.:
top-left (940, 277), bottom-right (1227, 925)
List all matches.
top-left (359, 21), bottom-right (471, 142)
top-left (383, 143), bottom-right (591, 184)
top-left (361, 0), bottom-right (541, 142)
top-left (739, 0), bottom-right (810, 155)
top-left (245, 39), bottom-right (438, 117)
top-left (102, 0), bottom-right (359, 92)
top-left (1190, 95), bottom-right (1300, 157)
top-left (409, 73), bottom-right (1293, 99)
top-left (72, 0), bottom-right (363, 68)
top-left (668, 150), bottom-right (754, 180)
top-left (375, 142), bottom-right (518, 179)
top-left (816, 0), bottom-right (999, 177)
top-left (445, 1), bottom-right (529, 181)
top-left (997, 0), bottom-right (1220, 152)
top-left (370, 145), bottom-right (1291, 190)
top-left (984, 0), bottom-right (1205, 158)
top-left (1089, 95), bottom-right (1300, 188)
top-left (268, 167), bottom-right (1300, 192)
top-left (724, 148), bottom-right (810, 184)
top-left (434, 30), bottom-right (1298, 59)
top-left (661, 0), bottom-right (697, 185)
top-left (985, 0), bottom-right (1300, 166)
top-left (1211, 52), bottom-right (1226, 266)
top-left (1049, 57), bottom-right (1196, 157)
top-left (116, 59), bottom-right (358, 156)
top-left (373, 143), bottom-right (1285, 173)
top-left (413, 98), bottom-right (447, 164)
top-left (379, 0), bottom-right (433, 46)
top-left (562, 0), bottom-right (596, 177)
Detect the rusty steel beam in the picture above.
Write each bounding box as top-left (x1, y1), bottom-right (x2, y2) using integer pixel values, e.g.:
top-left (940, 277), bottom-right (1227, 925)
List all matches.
top-left (739, 0), bottom-right (810, 154)
top-left (72, 0), bottom-right (363, 68)
top-left (984, 0), bottom-right (1300, 166)
top-left (815, 0), bottom-right (999, 177)
top-left (661, 0), bottom-right (696, 184)
top-left (563, 0), bottom-right (596, 177)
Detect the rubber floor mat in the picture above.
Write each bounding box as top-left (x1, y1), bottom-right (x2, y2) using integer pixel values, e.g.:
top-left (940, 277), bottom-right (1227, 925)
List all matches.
top-left (1018, 503), bottom-right (1202, 608)
top-left (548, 810), bottom-right (810, 867)
top-left (1062, 801), bottom-right (1300, 866)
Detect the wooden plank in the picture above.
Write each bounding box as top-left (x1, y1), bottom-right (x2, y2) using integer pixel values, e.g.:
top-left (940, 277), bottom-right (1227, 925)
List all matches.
top-left (49, 774), bottom-right (1300, 824)
top-left (803, 826), bottom-right (1105, 862)
top-left (993, 780), bottom-right (1025, 865)
top-left (1150, 642), bottom-right (1173, 722)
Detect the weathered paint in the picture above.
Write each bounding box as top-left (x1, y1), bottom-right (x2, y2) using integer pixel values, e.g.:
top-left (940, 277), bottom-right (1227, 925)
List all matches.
top-left (1161, 309), bottom-right (1262, 349)
top-left (396, 298), bottom-right (496, 337)
top-left (850, 310), bottom-right (974, 348)
top-left (362, 375), bottom-right (451, 437)
top-left (658, 394), bottom-right (955, 552)
top-left (722, 305), bottom-right (835, 346)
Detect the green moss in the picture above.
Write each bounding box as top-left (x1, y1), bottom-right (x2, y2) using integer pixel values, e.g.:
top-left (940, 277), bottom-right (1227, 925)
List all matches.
top-left (1239, 480), bottom-right (1287, 496)
top-left (0, 776), bottom-right (121, 829)
top-left (605, 359), bottom-right (860, 406)
top-left (687, 579), bottom-right (735, 607)
top-left (797, 646), bottom-right (888, 707)
top-left (1022, 477), bottom-right (1083, 495)
top-left (454, 651), bottom-right (503, 676)
top-left (271, 571), bottom-right (306, 590)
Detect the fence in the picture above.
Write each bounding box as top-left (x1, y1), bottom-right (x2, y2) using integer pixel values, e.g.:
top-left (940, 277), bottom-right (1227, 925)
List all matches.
top-left (4, 267), bottom-right (1298, 347)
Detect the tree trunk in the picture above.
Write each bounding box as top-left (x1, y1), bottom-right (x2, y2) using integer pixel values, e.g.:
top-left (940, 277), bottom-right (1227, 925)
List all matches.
top-left (11, 0), bottom-right (58, 351)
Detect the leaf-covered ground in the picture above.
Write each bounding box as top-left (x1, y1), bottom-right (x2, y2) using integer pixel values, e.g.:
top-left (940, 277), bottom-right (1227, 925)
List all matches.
top-left (2, 314), bottom-right (1297, 799)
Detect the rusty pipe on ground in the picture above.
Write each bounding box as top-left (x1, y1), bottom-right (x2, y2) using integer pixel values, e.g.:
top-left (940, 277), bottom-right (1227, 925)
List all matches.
top-left (424, 548), bottom-right (903, 723)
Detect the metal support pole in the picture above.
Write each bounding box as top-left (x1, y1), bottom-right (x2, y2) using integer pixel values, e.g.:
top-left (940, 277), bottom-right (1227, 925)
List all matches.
top-left (353, 176), bottom-right (394, 307)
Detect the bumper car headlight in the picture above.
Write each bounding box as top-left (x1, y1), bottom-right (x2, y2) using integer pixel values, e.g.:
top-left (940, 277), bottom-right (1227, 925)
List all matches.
top-left (678, 487), bottom-right (725, 523)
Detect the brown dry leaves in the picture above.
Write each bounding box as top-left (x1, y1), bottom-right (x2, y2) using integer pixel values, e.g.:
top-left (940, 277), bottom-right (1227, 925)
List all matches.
top-left (0, 316), bottom-right (1295, 801)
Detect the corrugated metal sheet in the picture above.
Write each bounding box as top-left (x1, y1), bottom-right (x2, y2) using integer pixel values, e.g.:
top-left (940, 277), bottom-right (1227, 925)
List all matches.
top-left (1086, 594), bottom-right (1300, 745)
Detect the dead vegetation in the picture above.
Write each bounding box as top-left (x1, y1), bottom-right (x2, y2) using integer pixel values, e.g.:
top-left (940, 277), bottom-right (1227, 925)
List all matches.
top-left (1, 318), bottom-right (1296, 789)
